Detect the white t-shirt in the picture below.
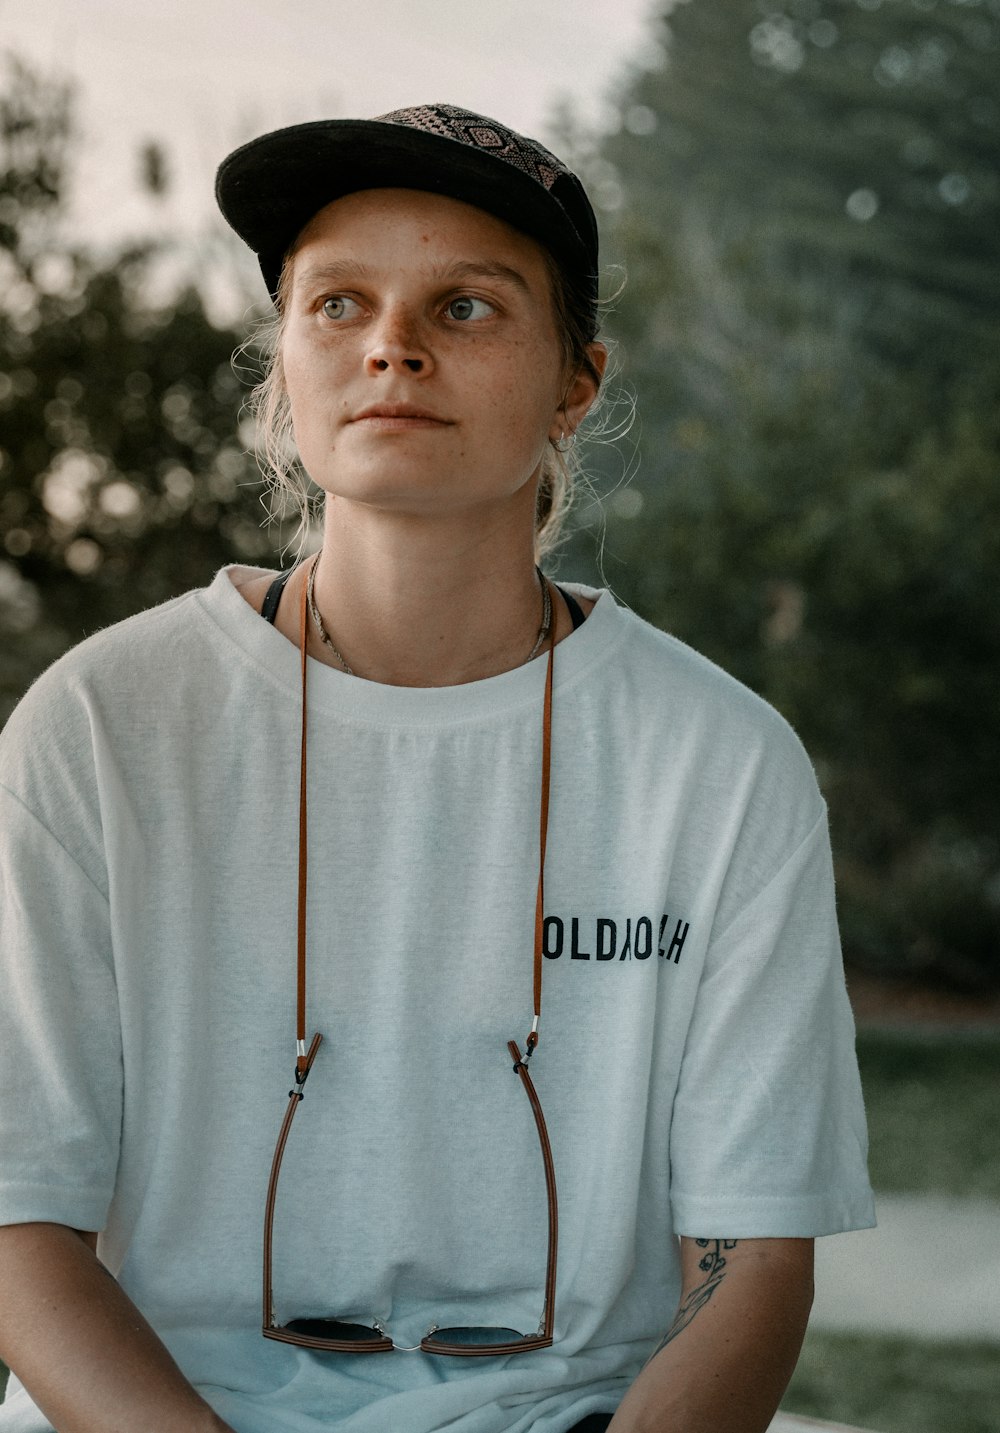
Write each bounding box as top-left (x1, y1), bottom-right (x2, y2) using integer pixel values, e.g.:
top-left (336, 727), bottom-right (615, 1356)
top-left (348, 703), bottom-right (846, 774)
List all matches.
top-left (0, 566), bottom-right (874, 1433)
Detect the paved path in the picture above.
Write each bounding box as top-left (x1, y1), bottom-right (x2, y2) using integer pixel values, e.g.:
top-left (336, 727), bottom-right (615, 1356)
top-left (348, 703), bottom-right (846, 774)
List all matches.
top-left (811, 1192), bottom-right (1000, 1342)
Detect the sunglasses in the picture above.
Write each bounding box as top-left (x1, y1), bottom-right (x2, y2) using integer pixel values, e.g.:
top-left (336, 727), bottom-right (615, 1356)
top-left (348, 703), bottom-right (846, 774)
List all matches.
top-left (263, 1031), bottom-right (557, 1354)
top-left (262, 562), bottom-right (559, 1355)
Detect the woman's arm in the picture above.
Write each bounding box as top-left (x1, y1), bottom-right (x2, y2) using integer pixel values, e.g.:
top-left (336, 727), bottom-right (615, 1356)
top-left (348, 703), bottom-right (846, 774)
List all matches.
top-left (607, 1236), bottom-right (814, 1433)
top-left (0, 1223), bottom-right (235, 1433)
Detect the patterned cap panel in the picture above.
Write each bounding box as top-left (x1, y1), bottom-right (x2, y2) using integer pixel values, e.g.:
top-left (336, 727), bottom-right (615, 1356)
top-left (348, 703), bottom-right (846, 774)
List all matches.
top-left (374, 103), bottom-right (569, 193)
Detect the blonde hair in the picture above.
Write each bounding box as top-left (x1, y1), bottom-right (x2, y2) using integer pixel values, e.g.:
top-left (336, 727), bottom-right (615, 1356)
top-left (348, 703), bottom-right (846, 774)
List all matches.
top-left (246, 240), bottom-right (609, 563)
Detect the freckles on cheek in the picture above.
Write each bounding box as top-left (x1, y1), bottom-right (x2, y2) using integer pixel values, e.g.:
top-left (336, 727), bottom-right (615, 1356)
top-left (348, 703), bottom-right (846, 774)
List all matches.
top-left (287, 369), bottom-right (350, 437)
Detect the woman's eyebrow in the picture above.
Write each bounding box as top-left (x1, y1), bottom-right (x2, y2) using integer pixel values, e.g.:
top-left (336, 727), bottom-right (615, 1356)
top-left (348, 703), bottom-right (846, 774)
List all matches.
top-left (293, 260), bottom-right (377, 294)
top-left (435, 260), bottom-right (532, 296)
top-left (293, 258), bottom-right (532, 297)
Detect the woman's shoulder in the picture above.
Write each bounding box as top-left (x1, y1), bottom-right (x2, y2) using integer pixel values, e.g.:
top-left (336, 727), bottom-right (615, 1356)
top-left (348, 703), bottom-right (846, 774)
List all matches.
top-left (1, 568), bottom-right (262, 752)
top-left (0, 568), bottom-right (273, 849)
top-left (15, 586), bottom-right (205, 702)
top-left (590, 595), bottom-right (822, 822)
top-left (613, 598), bottom-right (795, 726)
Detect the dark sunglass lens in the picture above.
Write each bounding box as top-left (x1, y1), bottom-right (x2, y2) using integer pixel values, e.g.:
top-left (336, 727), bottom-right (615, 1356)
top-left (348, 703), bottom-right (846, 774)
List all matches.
top-left (428, 1326), bottom-right (525, 1347)
top-left (285, 1317), bottom-right (383, 1342)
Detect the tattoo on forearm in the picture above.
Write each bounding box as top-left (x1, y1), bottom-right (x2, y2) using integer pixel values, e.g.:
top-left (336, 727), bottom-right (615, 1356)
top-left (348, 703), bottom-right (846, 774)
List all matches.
top-left (643, 1239), bottom-right (739, 1366)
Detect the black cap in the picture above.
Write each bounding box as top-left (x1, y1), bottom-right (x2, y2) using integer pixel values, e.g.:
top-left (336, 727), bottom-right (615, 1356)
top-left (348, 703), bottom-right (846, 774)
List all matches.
top-left (215, 103), bottom-right (599, 333)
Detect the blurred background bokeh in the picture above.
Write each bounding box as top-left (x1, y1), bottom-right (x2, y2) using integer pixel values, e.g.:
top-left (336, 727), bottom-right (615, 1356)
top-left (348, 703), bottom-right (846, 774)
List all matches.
top-left (1, 1), bottom-right (997, 1428)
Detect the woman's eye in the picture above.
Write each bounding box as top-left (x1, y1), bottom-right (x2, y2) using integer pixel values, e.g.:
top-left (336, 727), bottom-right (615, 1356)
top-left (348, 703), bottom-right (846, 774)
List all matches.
top-left (445, 296), bottom-right (494, 322)
top-left (321, 295), bottom-right (361, 320)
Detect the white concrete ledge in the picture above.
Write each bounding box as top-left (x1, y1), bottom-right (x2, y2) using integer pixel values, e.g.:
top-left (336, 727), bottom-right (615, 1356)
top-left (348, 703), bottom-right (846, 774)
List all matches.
top-left (812, 1193), bottom-right (1000, 1342)
top-left (770, 1416), bottom-right (872, 1432)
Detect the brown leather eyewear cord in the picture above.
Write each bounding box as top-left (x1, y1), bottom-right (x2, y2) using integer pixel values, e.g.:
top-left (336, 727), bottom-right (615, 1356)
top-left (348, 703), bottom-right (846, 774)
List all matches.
top-left (262, 556), bottom-right (559, 1354)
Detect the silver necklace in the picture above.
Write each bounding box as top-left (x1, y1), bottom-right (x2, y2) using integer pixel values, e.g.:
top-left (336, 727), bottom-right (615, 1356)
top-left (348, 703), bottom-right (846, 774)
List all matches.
top-left (524, 576), bottom-right (553, 663)
top-left (306, 555), bottom-right (552, 677)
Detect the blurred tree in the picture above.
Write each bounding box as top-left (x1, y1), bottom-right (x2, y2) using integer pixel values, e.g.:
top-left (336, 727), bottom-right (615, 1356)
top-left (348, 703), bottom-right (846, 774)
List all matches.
top-left (0, 54), bottom-right (71, 268)
top-left (603, 0), bottom-right (1000, 362)
top-left (556, 0), bottom-right (1000, 988)
top-left (138, 139), bottom-right (170, 199)
top-left (0, 54), bottom-right (282, 723)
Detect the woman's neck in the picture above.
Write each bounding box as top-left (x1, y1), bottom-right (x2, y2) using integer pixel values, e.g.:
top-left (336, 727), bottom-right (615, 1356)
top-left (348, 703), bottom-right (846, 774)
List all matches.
top-left (300, 505), bottom-right (558, 687)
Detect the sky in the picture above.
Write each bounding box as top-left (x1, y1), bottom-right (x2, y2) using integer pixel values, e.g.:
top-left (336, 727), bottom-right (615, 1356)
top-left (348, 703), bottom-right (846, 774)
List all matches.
top-left (1, 0), bottom-right (665, 266)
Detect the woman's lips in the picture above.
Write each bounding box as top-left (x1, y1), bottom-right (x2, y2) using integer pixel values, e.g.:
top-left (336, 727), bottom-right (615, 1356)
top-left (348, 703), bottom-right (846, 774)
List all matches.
top-left (350, 414), bottom-right (451, 430)
top-left (349, 403), bottom-right (452, 429)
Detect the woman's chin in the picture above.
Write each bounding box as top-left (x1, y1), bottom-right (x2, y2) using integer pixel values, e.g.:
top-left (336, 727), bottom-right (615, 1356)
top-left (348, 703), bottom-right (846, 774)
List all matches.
top-left (311, 470), bottom-right (528, 522)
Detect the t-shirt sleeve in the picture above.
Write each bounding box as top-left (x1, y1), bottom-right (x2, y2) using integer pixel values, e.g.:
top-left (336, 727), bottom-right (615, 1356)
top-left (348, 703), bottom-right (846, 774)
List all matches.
top-left (668, 807), bottom-right (876, 1238)
top-left (0, 785), bottom-right (122, 1232)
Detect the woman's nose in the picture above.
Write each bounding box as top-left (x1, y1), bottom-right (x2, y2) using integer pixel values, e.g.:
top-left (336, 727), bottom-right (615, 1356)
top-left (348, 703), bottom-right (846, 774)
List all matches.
top-left (364, 308), bottom-right (433, 376)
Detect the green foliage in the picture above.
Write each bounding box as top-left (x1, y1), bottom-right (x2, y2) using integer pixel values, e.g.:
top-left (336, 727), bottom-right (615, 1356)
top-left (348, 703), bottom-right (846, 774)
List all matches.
top-left (857, 1029), bottom-right (1000, 1197)
top-left (783, 1328), bottom-right (1000, 1433)
top-left (558, 0), bottom-right (1000, 989)
top-left (0, 55), bottom-right (281, 724)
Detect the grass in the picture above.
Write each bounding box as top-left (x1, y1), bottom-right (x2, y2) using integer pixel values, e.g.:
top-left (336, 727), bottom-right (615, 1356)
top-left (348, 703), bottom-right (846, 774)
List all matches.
top-left (782, 1327), bottom-right (1000, 1433)
top-left (856, 1027), bottom-right (1000, 1199)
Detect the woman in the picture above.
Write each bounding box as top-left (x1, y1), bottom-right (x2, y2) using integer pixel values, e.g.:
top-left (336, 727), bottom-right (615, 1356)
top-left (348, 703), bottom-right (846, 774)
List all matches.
top-left (0, 105), bottom-right (874, 1433)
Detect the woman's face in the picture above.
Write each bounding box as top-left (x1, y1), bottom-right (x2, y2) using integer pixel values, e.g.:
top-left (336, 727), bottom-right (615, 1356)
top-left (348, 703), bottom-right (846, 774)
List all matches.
top-left (279, 187), bottom-right (601, 528)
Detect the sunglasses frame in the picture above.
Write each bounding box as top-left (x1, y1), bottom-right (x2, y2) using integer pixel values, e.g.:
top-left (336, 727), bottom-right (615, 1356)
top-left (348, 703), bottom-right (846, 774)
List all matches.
top-left (262, 1032), bottom-right (558, 1355)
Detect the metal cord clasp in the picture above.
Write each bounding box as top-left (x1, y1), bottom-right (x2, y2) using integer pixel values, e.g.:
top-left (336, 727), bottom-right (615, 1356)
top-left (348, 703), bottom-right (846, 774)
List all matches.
top-left (290, 1040), bottom-right (311, 1099)
top-left (523, 1015), bottom-right (540, 1063)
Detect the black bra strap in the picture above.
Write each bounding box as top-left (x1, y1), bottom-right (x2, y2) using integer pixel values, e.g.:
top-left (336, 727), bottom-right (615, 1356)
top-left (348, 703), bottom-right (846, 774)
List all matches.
top-left (556, 585), bottom-right (586, 632)
top-left (261, 568), bottom-right (293, 625)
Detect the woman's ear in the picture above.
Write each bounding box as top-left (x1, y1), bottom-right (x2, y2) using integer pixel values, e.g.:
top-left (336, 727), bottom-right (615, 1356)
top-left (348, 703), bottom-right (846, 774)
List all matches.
top-left (555, 341), bottom-right (608, 439)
